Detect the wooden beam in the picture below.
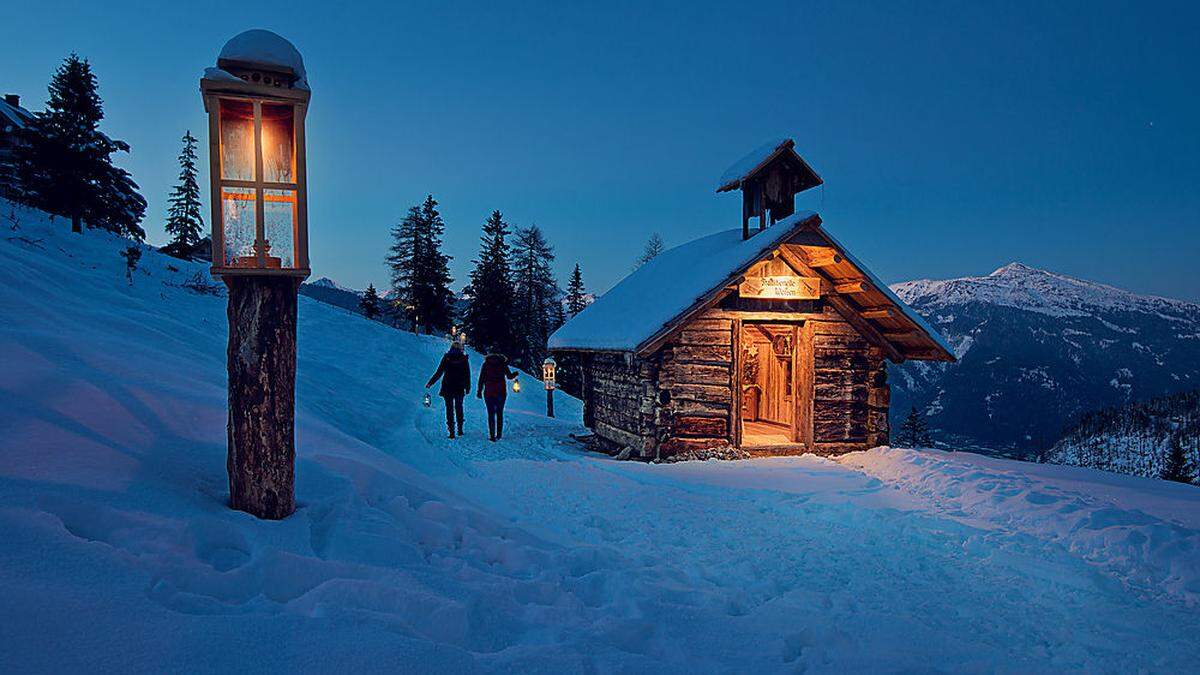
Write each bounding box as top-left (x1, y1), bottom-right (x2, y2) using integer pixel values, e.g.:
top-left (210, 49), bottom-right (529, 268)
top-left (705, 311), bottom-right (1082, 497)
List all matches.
top-left (882, 331), bottom-right (918, 342)
top-left (860, 307), bottom-right (893, 320)
top-left (790, 244), bottom-right (842, 268)
top-left (833, 280), bottom-right (868, 295)
top-left (826, 294), bottom-right (904, 363)
top-left (704, 310), bottom-right (835, 323)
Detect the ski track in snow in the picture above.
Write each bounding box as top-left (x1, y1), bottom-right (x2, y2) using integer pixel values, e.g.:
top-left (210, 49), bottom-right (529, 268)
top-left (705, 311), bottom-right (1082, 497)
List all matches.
top-left (1, 201), bottom-right (1199, 673)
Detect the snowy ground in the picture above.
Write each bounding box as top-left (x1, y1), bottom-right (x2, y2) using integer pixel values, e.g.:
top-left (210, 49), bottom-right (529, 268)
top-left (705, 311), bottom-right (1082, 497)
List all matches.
top-left (1, 201), bottom-right (1198, 673)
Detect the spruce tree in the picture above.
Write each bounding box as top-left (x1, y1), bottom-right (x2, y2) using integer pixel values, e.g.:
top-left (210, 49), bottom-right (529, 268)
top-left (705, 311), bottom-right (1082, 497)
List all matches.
top-left (1160, 436), bottom-right (1196, 484)
top-left (512, 224), bottom-right (560, 370)
top-left (359, 284), bottom-right (382, 320)
top-left (565, 263), bottom-right (589, 316)
top-left (898, 406), bottom-right (933, 448)
top-left (386, 195), bottom-right (454, 334)
top-left (463, 210), bottom-right (518, 358)
top-left (14, 53), bottom-right (146, 239)
top-left (633, 232), bottom-right (665, 270)
top-left (164, 130), bottom-right (204, 251)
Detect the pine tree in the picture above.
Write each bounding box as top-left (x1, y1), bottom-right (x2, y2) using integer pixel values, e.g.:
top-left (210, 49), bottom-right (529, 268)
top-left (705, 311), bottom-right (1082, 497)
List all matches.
top-left (512, 224), bottom-right (560, 370)
top-left (463, 210), bottom-right (518, 358)
top-left (386, 195), bottom-right (454, 334)
top-left (898, 406), bottom-right (933, 448)
top-left (359, 284), bottom-right (382, 320)
top-left (14, 53), bottom-right (146, 239)
top-left (1160, 436), bottom-right (1196, 484)
top-left (565, 263), bottom-right (589, 317)
top-left (164, 130), bottom-right (204, 250)
top-left (633, 232), bottom-right (665, 270)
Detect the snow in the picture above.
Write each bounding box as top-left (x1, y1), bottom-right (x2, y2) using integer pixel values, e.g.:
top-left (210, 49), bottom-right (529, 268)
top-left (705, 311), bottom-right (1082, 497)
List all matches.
top-left (893, 260), bottom-right (1200, 322)
top-left (201, 66), bottom-right (245, 84)
top-left (0, 97), bottom-right (34, 129)
top-left (308, 276), bottom-right (359, 293)
top-left (216, 29), bottom-right (309, 89)
top-left (550, 212), bottom-right (815, 351)
top-left (716, 137), bottom-right (791, 190)
top-left (3, 199), bottom-right (1200, 671)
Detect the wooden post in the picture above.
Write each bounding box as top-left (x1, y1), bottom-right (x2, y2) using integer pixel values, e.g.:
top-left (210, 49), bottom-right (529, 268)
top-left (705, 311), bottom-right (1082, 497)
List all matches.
top-left (225, 276), bottom-right (298, 520)
top-left (546, 388), bottom-right (555, 418)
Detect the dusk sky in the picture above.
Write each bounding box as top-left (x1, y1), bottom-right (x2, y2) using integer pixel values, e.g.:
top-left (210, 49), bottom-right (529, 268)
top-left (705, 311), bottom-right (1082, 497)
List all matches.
top-left (3, 0), bottom-right (1198, 300)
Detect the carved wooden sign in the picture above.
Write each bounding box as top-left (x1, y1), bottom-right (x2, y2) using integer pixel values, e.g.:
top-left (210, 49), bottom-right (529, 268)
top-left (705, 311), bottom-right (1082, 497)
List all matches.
top-left (739, 275), bottom-right (821, 300)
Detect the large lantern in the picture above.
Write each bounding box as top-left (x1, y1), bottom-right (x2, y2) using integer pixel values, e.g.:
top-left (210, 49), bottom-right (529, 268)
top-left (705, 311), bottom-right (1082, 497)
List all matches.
top-left (201, 29), bottom-right (311, 278)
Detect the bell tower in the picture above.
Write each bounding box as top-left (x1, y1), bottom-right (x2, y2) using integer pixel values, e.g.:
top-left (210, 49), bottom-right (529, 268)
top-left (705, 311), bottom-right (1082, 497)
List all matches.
top-left (717, 138), bottom-right (822, 240)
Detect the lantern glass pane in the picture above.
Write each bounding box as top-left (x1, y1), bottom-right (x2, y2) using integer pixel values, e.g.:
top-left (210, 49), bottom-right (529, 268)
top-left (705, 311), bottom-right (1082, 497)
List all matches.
top-left (263, 189), bottom-right (296, 269)
top-left (261, 103), bottom-right (295, 184)
top-left (221, 187), bottom-right (256, 267)
top-left (219, 99), bottom-right (255, 181)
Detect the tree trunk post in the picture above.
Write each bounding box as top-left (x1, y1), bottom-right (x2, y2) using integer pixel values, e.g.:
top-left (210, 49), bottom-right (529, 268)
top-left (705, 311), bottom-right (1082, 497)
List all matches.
top-left (546, 388), bottom-right (555, 418)
top-left (71, 213), bottom-right (81, 234)
top-left (225, 276), bottom-right (299, 520)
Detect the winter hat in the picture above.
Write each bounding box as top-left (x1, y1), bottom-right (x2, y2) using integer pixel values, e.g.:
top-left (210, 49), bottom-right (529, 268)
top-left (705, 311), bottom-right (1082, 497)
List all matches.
top-left (449, 342), bottom-right (463, 353)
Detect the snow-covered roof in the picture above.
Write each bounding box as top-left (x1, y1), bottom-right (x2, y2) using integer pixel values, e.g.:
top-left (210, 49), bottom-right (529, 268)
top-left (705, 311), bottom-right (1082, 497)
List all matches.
top-left (217, 29), bottom-right (308, 89)
top-left (550, 213), bottom-right (819, 352)
top-left (718, 138), bottom-right (791, 190)
top-left (549, 212), bottom-right (954, 361)
top-left (716, 137), bottom-right (822, 193)
top-left (0, 97), bottom-right (34, 130)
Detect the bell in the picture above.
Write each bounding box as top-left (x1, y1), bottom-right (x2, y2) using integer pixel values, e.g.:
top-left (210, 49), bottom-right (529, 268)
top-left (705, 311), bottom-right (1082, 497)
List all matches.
top-left (511, 379), bottom-right (521, 393)
top-left (423, 393), bottom-right (431, 407)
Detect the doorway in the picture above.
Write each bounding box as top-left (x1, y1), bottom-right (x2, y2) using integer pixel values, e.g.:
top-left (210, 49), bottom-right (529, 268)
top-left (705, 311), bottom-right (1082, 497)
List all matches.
top-left (738, 322), bottom-right (800, 447)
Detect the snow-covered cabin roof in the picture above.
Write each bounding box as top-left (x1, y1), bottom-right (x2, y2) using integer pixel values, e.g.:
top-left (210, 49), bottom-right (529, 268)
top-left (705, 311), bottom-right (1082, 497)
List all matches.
top-left (549, 213), bottom-right (954, 362)
top-left (0, 97), bottom-right (34, 131)
top-left (716, 138), bottom-right (822, 194)
top-left (216, 29), bottom-right (308, 90)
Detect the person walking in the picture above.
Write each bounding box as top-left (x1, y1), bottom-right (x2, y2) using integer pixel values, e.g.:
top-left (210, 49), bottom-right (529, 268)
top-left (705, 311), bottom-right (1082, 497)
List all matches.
top-left (426, 343), bottom-right (470, 439)
top-left (477, 353), bottom-right (519, 442)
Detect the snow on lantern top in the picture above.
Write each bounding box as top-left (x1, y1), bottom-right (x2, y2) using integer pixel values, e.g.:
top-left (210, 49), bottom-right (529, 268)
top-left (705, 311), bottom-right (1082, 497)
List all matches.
top-left (214, 29), bottom-right (308, 90)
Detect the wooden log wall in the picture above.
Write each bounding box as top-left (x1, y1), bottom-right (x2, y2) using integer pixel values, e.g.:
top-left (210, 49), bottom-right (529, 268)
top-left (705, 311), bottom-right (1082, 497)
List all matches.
top-left (583, 351), bottom-right (659, 457)
top-left (811, 321), bottom-right (889, 450)
top-left (653, 314), bottom-right (735, 459)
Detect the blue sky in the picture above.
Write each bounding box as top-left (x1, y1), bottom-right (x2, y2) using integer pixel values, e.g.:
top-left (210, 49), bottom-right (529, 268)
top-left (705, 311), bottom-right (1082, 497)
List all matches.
top-left (3, 1), bottom-right (1198, 300)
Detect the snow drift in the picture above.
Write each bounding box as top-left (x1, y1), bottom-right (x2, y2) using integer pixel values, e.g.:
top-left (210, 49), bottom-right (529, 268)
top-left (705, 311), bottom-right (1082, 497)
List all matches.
top-left (1, 199), bottom-right (1198, 672)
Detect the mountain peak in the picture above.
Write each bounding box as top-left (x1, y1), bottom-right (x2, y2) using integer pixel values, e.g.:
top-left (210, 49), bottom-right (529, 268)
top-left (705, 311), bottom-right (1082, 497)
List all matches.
top-left (308, 277), bottom-right (356, 293)
top-left (989, 262), bottom-right (1039, 277)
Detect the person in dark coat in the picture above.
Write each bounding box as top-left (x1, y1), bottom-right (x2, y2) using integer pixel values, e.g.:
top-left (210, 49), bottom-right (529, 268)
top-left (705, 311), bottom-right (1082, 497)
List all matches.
top-left (426, 342), bottom-right (471, 438)
top-left (476, 353), bottom-right (519, 441)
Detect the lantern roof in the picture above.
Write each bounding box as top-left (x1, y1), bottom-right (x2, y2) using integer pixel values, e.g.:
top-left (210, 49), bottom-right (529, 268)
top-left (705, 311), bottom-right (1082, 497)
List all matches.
top-left (216, 29), bottom-right (308, 90)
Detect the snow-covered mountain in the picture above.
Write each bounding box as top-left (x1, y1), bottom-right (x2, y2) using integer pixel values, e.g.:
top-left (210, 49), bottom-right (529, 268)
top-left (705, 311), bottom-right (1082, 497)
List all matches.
top-left (1044, 389), bottom-right (1198, 482)
top-left (299, 275), bottom-right (364, 314)
top-left (890, 263), bottom-right (1200, 453)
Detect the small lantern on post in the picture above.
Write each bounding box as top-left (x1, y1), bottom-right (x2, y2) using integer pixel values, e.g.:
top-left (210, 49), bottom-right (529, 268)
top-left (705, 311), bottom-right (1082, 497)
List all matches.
top-left (543, 356), bottom-right (556, 418)
top-left (200, 29), bottom-right (312, 520)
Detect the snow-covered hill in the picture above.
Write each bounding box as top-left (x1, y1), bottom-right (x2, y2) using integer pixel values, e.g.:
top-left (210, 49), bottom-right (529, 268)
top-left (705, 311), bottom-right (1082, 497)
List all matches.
top-left (2, 201), bottom-right (1199, 672)
top-left (891, 263), bottom-right (1200, 453)
top-left (1044, 389), bottom-right (1199, 481)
